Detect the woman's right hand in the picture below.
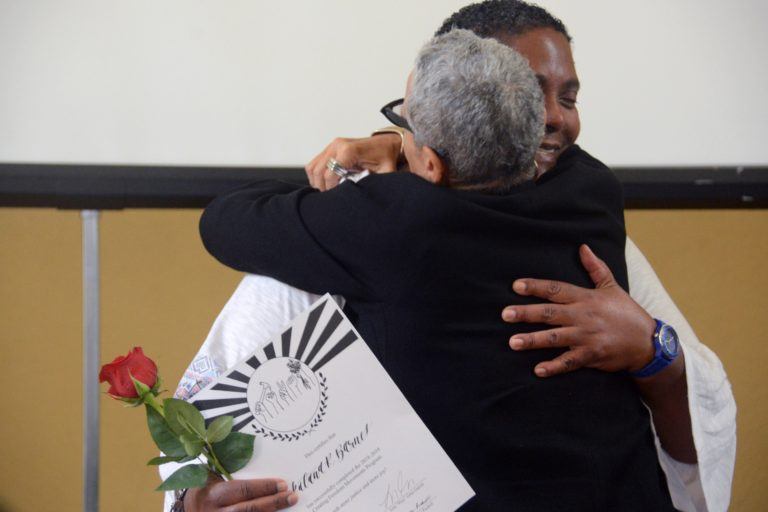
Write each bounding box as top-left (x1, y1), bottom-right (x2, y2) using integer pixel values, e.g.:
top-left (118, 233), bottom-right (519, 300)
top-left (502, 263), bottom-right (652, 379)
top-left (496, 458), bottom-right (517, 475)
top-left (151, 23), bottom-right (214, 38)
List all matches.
top-left (184, 476), bottom-right (298, 512)
top-left (304, 134), bottom-right (401, 191)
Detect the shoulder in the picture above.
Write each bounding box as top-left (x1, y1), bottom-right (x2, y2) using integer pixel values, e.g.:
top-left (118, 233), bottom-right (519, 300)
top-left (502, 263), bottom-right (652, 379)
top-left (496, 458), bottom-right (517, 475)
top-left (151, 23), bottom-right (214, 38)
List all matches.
top-left (537, 145), bottom-right (624, 211)
top-left (341, 172), bottom-right (455, 213)
top-left (558, 144), bottom-right (610, 171)
top-left (353, 171), bottom-right (436, 195)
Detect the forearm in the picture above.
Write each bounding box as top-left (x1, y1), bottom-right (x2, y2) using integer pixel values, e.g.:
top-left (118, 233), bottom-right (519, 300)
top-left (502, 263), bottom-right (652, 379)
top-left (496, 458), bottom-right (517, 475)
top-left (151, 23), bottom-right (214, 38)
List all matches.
top-left (633, 349), bottom-right (697, 463)
top-left (200, 180), bottom-right (305, 274)
top-left (200, 179), bottom-right (370, 298)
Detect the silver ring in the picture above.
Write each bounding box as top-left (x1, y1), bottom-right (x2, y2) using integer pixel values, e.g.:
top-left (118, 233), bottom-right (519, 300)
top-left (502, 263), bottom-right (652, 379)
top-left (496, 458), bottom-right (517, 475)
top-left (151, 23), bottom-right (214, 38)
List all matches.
top-left (326, 158), bottom-right (350, 179)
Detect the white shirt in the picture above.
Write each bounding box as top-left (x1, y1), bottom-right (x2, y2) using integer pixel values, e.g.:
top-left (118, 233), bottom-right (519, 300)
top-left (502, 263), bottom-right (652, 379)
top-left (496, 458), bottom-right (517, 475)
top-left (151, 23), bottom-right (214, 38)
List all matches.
top-left (162, 238), bottom-right (736, 512)
top-left (626, 238), bottom-right (736, 512)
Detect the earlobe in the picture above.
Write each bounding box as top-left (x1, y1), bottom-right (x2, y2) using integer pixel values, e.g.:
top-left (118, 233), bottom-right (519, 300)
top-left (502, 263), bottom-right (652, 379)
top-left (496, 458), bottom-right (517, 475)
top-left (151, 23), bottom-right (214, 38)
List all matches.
top-left (423, 146), bottom-right (447, 185)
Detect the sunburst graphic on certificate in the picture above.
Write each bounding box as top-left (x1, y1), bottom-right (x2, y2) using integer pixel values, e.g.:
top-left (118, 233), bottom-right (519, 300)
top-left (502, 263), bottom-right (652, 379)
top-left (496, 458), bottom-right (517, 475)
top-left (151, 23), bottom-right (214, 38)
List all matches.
top-left (191, 297), bottom-right (354, 441)
top-left (189, 294), bottom-right (475, 512)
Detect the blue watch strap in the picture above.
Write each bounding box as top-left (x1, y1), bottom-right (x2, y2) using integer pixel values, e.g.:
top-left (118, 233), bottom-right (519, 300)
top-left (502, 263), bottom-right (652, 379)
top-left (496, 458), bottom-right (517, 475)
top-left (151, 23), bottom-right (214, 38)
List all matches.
top-left (630, 319), bottom-right (677, 378)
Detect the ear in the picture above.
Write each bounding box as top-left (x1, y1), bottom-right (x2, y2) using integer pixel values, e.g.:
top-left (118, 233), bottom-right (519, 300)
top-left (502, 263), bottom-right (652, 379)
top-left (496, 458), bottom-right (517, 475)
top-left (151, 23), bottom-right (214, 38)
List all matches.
top-left (419, 145), bottom-right (448, 185)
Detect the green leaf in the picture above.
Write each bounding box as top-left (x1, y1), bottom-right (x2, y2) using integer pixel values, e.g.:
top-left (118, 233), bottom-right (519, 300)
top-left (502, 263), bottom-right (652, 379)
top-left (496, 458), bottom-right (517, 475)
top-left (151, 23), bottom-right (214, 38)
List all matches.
top-left (147, 455), bottom-right (186, 466)
top-left (180, 433), bottom-right (204, 457)
top-left (147, 454), bottom-right (198, 466)
top-left (206, 416), bottom-right (233, 443)
top-left (164, 398), bottom-right (206, 438)
top-left (155, 464), bottom-right (209, 491)
top-left (211, 432), bottom-right (255, 474)
top-left (146, 404), bottom-right (186, 457)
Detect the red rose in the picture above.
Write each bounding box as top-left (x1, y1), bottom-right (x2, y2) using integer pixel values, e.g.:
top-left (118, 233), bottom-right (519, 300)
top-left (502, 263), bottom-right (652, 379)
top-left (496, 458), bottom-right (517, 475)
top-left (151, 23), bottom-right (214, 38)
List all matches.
top-left (99, 347), bottom-right (158, 399)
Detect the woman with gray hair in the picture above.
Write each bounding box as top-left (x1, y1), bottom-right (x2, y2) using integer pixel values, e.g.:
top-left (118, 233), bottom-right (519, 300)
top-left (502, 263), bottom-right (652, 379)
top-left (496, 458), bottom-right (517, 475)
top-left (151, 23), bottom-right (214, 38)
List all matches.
top-left (195, 28), bottom-right (673, 510)
top-left (404, 28), bottom-right (544, 191)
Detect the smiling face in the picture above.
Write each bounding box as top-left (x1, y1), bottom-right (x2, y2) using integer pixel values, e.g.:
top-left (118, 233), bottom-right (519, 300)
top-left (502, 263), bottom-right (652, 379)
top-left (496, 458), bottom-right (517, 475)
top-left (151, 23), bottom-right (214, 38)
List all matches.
top-left (497, 28), bottom-right (581, 175)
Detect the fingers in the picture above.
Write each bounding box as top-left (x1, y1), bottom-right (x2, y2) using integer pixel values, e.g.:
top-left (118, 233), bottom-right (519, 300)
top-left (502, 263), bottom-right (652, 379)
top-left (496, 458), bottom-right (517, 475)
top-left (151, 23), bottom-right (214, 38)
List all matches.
top-left (208, 479), bottom-right (290, 507)
top-left (501, 303), bottom-right (572, 326)
top-left (578, 244), bottom-right (615, 289)
top-left (322, 168), bottom-right (341, 191)
top-left (533, 348), bottom-right (589, 378)
top-left (304, 138), bottom-right (364, 191)
top-left (511, 278), bottom-right (585, 304)
top-left (509, 327), bottom-right (577, 351)
top-left (304, 152), bottom-right (325, 189)
top-left (304, 139), bottom-right (348, 191)
top-left (226, 491), bottom-right (298, 512)
top-left (368, 155), bottom-right (399, 174)
top-left (511, 245), bottom-right (618, 300)
top-left (304, 136), bottom-right (401, 190)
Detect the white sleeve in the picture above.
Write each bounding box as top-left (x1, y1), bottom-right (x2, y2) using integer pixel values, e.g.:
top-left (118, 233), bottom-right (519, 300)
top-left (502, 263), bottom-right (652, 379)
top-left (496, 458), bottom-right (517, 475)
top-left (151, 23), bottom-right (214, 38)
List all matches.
top-left (160, 275), bottom-right (340, 510)
top-left (626, 237), bottom-right (736, 512)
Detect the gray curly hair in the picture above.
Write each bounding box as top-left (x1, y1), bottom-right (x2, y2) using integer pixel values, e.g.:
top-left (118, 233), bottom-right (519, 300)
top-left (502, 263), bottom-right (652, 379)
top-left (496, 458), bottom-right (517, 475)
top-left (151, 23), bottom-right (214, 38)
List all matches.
top-left (407, 29), bottom-right (544, 191)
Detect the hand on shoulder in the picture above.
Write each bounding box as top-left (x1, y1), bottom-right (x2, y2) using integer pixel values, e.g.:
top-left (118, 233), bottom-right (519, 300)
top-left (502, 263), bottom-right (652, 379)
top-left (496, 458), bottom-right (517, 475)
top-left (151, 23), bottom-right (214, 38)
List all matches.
top-left (502, 244), bottom-right (656, 376)
top-left (305, 134), bottom-right (401, 191)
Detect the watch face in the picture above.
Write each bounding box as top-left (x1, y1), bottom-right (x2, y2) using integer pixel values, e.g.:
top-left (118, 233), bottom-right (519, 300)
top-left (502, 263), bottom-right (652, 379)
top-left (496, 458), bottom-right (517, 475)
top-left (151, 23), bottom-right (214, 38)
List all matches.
top-left (658, 324), bottom-right (680, 359)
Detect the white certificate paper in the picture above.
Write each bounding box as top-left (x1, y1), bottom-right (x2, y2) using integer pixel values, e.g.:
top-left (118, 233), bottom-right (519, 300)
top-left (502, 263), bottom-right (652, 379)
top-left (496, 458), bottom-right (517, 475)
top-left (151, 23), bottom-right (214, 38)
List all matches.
top-left (191, 294), bottom-right (474, 512)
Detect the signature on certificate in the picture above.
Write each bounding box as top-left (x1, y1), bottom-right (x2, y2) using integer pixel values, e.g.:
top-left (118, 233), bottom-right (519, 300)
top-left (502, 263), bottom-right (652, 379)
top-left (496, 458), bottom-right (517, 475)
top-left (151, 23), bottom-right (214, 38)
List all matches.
top-left (380, 470), bottom-right (427, 511)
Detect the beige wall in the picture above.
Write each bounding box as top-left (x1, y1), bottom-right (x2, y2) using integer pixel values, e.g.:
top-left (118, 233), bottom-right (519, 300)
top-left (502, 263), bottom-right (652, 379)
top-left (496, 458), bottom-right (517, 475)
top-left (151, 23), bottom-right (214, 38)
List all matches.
top-left (0, 208), bottom-right (766, 511)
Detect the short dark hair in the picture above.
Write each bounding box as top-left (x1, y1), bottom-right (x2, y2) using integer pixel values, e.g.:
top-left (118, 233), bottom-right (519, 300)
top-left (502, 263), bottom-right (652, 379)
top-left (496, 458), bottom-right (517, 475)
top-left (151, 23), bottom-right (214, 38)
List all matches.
top-left (435, 0), bottom-right (571, 42)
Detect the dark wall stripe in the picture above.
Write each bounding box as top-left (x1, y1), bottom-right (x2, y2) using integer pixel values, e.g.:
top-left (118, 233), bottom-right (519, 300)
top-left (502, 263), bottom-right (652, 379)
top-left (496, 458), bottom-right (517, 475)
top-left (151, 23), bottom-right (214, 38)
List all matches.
top-left (1, 163), bottom-right (765, 209)
top-left (295, 300), bottom-right (326, 361)
top-left (311, 330), bottom-right (358, 372)
top-left (304, 310), bottom-right (343, 367)
top-left (263, 343), bottom-right (276, 360)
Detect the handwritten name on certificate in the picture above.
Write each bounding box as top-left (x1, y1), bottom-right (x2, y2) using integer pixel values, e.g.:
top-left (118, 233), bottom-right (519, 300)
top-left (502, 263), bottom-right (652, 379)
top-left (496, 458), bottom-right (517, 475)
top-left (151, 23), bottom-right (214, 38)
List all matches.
top-left (191, 294), bottom-right (474, 511)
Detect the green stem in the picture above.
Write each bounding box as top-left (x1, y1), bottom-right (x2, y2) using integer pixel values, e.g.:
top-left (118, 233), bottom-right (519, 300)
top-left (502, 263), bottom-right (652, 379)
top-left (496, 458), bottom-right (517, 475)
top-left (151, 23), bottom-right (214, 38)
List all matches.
top-left (142, 392), bottom-right (165, 417)
top-left (204, 443), bottom-right (233, 481)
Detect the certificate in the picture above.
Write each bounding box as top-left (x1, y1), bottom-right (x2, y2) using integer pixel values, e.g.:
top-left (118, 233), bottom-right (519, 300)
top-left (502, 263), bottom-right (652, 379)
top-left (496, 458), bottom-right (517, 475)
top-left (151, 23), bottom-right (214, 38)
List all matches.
top-left (190, 294), bottom-right (474, 511)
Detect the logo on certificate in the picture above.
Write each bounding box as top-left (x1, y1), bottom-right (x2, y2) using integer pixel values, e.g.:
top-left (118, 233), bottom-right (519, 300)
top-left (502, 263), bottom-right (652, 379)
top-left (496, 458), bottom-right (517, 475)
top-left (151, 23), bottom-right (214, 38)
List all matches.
top-left (247, 358), bottom-right (329, 440)
top-left (192, 298), bottom-right (357, 442)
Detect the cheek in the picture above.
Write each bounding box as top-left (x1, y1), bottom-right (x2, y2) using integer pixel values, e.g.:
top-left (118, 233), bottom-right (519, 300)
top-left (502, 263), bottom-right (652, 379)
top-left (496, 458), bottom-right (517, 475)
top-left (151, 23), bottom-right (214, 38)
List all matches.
top-left (564, 109), bottom-right (581, 145)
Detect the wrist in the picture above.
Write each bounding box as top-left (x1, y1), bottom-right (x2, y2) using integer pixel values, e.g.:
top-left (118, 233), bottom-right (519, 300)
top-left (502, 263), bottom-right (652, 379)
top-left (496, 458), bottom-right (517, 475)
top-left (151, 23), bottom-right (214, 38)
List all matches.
top-left (633, 349), bottom-right (686, 401)
top-left (627, 314), bottom-right (657, 373)
top-left (630, 318), bottom-right (681, 378)
top-left (370, 127), bottom-right (405, 163)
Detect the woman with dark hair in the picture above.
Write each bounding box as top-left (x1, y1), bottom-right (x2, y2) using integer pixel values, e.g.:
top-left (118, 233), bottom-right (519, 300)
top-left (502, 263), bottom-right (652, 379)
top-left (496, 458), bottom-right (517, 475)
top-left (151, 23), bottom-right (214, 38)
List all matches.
top-left (305, 4), bottom-right (735, 510)
top-left (174, 2), bottom-right (734, 511)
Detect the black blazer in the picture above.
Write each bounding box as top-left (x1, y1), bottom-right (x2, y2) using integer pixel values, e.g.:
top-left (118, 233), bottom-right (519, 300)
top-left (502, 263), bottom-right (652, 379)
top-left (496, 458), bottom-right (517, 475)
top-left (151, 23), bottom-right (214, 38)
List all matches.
top-left (200, 145), bottom-right (675, 511)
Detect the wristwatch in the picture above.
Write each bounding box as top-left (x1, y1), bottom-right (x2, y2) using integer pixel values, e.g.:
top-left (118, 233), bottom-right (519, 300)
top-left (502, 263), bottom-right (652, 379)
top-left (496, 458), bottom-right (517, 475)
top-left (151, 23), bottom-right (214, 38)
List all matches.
top-left (630, 319), bottom-right (680, 378)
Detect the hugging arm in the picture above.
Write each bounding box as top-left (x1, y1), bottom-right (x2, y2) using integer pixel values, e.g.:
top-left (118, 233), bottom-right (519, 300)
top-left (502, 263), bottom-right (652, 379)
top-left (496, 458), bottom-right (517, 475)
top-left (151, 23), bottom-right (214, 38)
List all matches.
top-left (503, 239), bottom-right (736, 511)
top-left (503, 244), bottom-right (695, 461)
top-left (199, 180), bottom-right (372, 300)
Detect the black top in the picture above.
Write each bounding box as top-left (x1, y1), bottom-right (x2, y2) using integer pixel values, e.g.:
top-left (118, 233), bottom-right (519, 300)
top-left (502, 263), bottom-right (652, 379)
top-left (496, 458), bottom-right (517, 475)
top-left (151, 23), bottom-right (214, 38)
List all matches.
top-left (200, 145), bottom-right (675, 511)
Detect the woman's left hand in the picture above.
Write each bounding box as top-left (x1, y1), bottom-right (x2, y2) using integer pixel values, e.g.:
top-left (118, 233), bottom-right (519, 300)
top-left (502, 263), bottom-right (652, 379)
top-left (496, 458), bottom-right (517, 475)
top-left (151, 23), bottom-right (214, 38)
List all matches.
top-left (502, 244), bottom-right (656, 377)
